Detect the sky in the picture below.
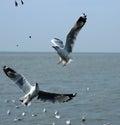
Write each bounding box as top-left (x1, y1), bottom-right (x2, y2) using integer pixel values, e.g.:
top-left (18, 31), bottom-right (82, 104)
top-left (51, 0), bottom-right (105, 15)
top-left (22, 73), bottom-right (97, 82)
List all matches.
top-left (0, 0), bottom-right (120, 52)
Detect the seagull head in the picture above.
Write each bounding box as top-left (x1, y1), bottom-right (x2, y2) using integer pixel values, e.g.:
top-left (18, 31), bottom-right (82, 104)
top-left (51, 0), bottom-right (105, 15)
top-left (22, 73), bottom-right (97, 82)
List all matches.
top-left (35, 82), bottom-right (39, 86)
top-left (3, 66), bottom-right (16, 78)
top-left (35, 82), bottom-right (40, 91)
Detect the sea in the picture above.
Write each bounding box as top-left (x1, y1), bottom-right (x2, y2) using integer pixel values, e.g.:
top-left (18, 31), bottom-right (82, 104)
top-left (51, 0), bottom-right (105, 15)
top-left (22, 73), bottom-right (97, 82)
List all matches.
top-left (0, 52), bottom-right (120, 125)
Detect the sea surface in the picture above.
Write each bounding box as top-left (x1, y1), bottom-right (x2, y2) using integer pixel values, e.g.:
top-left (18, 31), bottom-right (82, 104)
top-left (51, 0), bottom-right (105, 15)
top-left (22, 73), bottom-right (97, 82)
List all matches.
top-left (0, 52), bottom-right (120, 125)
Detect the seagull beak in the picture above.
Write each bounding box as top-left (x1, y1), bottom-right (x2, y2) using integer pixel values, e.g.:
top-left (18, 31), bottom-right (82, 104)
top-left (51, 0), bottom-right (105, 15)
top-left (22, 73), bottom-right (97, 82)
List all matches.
top-left (35, 82), bottom-right (39, 87)
top-left (35, 83), bottom-right (39, 90)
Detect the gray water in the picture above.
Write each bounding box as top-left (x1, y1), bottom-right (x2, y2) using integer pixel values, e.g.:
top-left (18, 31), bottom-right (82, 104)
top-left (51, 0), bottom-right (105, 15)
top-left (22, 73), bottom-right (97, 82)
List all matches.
top-left (0, 52), bottom-right (120, 125)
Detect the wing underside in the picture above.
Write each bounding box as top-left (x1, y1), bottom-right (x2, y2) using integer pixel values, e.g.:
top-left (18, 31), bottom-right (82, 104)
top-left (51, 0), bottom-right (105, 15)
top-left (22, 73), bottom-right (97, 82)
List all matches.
top-left (3, 66), bottom-right (77, 104)
top-left (65, 13), bottom-right (87, 53)
top-left (3, 66), bottom-right (32, 94)
top-left (37, 90), bottom-right (77, 103)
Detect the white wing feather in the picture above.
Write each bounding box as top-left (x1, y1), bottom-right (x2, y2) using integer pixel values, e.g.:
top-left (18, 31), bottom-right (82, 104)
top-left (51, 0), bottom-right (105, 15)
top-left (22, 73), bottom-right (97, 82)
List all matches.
top-left (51, 38), bottom-right (64, 48)
top-left (3, 66), bottom-right (32, 94)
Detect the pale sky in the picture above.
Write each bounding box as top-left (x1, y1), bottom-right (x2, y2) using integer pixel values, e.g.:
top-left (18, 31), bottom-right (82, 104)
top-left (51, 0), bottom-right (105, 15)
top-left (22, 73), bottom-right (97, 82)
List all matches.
top-left (0, 0), bottom-right (120, 52)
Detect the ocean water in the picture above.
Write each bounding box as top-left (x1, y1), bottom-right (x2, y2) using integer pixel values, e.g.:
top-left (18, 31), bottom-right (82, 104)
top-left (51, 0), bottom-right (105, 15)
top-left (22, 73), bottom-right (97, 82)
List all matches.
top-left (0, 52), bottom-right (120, 125)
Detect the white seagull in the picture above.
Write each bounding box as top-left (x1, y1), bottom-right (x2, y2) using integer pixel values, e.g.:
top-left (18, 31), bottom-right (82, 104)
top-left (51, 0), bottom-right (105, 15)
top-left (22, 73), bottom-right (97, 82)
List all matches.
top-left (51, 13), bottom-right (87, 66)
top-left (3, 66), bottom-right (76, 106)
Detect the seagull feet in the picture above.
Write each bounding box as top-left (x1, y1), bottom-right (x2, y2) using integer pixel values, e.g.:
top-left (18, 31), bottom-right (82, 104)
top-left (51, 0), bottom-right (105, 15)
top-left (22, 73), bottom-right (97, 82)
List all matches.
top-left (19, 99), bottom-right (28, 106)
top-left (63, 63), bottom-right (67, 67)
top-left (57, 60), bottom-right (67, 67)
top-left (19, 99), bottom-right (23, 102)
top-left (24, 102), bottom-right (28, 106)
top-left (57, 60), bottom-right (62, 64)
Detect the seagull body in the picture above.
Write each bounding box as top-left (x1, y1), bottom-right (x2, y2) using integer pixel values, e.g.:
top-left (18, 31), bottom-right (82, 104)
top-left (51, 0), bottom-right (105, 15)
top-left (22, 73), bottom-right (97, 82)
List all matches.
top-left (51, 13), bottom-right (87, 66)
top-left (3, 66), bottom-right (76, 106)
top-left (19, 83), bottom-right (39, 106)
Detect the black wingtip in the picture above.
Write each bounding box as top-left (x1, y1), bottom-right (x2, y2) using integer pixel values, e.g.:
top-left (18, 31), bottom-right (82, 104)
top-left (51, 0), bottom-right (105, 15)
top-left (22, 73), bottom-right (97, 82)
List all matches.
top-left (65, 93), bottom-right (77, 103)
top-left (3, 66), bottom-right (16, 78)
top-left (3, 66), bottom-right (9, 77)
top-left (82, 13), bottom-right (87, 18)
top-left (70, 93), bottom-right (77, 99)
top-left (77, 13), bottom-right (87, 24)
top-left (3, 66), bottom-right (7, 69)
top-left (72, 93), bottom-right (77, 97)
top-left (3, 66), bottom-right (8, 72)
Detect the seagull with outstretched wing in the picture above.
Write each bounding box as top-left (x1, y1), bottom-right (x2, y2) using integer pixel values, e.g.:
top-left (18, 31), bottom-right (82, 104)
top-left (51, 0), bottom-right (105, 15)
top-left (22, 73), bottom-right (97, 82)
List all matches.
top-left (3, 66), bottom-right (76, 106)
top-left (51, 13), bottom-right (87, 66)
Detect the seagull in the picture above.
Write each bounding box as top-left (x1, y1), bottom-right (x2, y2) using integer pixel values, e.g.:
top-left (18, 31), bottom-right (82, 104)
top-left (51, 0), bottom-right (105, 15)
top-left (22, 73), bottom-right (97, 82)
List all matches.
top-left (3, 66), bottom-right (76, 106)
top-left (43, 108), bottom-right (47, 113)
top-left (21, 112), bottom-right (26, 116)
top-left (7, 109), bottom-right (11, 115)
top-left (14, 0), bottom-right (24, 7)
top-left (54, 110), bottom-right (61, 119)
top-left (66, 120), bottom-right (71, 125)
top-left (15, 0), bottom-right (18, 7)
top-left (51, 13), bottom-right (87, 66)
top-left (21, 0), bottom-right (24, 5)
top-left (29, 36), bottom-right (31, 38)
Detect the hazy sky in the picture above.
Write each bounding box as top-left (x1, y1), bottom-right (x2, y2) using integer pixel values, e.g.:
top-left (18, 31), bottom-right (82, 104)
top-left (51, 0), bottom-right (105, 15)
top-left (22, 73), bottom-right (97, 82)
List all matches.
top-left (0, 0), bottom-right (120, 52)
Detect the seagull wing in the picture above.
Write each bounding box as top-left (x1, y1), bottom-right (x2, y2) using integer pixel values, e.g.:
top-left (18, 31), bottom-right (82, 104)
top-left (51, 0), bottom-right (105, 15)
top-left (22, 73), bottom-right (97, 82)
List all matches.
top-left (65, 13), bottom-right (87, 53)
top-left (51, 38), bottom-right (64, 48)
top-left (37, 90), bottom-right (77, 103)
top-left (3, 66), bottom-right (32, 94)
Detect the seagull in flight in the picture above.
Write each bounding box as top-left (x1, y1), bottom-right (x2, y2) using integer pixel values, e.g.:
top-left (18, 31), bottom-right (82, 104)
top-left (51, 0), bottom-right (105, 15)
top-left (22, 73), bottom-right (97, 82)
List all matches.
top-left (3, 66), bottom-right (76, 106)
top-left (14, 0), bottom-right (24, 7)
top-left (51, 13), bottom-right (87, 66)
